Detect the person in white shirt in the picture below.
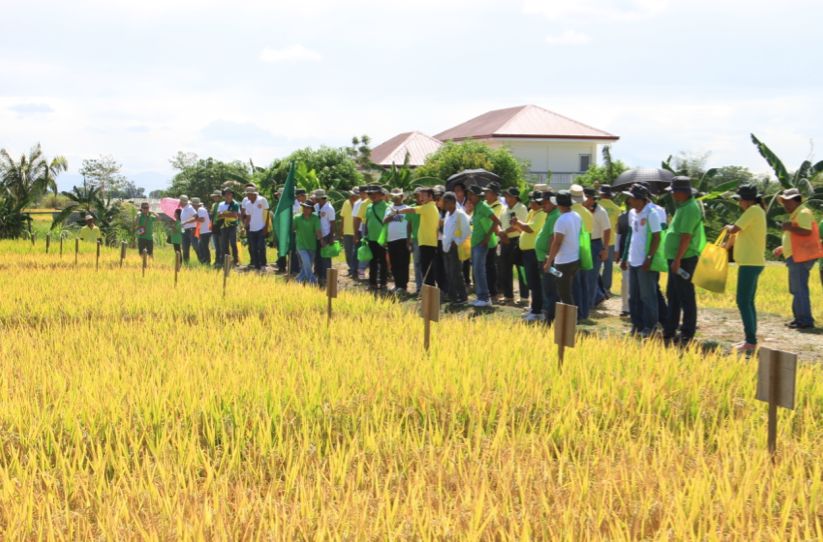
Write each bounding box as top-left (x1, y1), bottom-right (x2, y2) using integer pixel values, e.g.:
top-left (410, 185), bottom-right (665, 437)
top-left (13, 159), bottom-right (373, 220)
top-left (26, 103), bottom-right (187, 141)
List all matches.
top-left (621, 183), bottom-right (662, 338)
top-left (313, 189), bottom-right (336, 285)
top-left (382, 188), bottom-right (412, 292)
top-left (441, 192), bottom-right (469, 303)
top-left (179, 195), bottom-right (197, 264)
top-left (543, 191), bottom-right (581, 307)
top-left (191, 198), bottom-right (212, 265)
top-left (584, 187), bottom-right (613, 307)
top-left (243, 187), bottom-right (269, 270)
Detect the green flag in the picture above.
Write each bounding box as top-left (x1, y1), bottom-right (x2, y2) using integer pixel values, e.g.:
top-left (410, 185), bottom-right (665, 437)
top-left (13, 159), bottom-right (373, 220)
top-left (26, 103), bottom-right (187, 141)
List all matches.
top-left (274, 162), bottom-right (296, 257)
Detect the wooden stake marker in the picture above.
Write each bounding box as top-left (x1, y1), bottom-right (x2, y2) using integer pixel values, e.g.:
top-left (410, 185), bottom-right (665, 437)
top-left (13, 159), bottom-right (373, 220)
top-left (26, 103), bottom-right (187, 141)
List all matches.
top-left (45, 234), bottom-right (50, 254)
top-left (95, 240), bottom-right (101, 271)
top-left (120, 241), bottom-right (127, 268)
top-left (554, 302), bottom-right (578, 368)
top-left (59, 236), bottom-right (63, 258)
top-left (174, 251), bottom-right (182, 288)
top-left (756, 347), bottom-right (797, 457)
top-left (421, 285), bottom-right (440, 351)
top-left (141, 249), bottom-right (148, 277)
top-left (222, 254), bottom-right (230, 297)
top-left (74, 238), bottom-right (79, 266)
top-left (326, 268), bottom-right (338, 322)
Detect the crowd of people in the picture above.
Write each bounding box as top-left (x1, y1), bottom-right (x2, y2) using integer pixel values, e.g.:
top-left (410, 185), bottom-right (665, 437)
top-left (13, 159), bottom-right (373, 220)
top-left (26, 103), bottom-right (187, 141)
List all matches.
top-left (75, 177), bottom-right (823, 352)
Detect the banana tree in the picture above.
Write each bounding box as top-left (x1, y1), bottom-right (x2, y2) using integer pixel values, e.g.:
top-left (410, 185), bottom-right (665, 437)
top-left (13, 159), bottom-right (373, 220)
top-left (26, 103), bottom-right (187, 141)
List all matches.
top-left (750, 133), bottom-right (823, 212)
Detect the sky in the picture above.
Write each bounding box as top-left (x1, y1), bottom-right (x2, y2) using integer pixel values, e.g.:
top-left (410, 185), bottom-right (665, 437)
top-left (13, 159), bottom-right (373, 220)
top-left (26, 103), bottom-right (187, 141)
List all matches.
top-left (1, 0), bottom-right (821, 192)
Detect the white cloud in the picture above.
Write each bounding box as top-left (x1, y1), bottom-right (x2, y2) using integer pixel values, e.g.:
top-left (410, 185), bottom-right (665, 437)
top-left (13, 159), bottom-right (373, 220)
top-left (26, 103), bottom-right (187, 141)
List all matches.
top-left (258, 45), bottom-right (322, 64)
top-left (544, 30), bottom-right (591, 45)
top-left (523, 0), bottom-right (669, 21)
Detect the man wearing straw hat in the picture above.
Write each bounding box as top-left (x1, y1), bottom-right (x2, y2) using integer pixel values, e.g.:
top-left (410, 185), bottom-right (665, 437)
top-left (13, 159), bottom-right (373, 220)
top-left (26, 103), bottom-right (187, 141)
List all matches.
top-left (78, 214), bottom-right (102, 243)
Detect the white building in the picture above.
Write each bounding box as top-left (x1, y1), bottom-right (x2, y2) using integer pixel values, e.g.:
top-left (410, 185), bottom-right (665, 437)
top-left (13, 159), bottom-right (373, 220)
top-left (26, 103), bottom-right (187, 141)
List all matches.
top-left (434, 104), bottom-right (619, 188)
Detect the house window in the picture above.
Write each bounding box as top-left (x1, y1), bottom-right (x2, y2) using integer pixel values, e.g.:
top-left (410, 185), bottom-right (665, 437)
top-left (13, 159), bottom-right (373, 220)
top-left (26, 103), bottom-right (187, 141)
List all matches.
top-left (579, 154), bottom-right (592, 172)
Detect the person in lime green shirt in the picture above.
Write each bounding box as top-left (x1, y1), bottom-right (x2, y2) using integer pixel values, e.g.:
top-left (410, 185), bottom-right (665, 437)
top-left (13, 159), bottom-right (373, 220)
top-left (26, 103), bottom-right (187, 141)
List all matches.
top-left (363, 186), bottom-right (389, 289)
top-left (774, 188), bottom-right (818, 328)
top-left (78, 214), bottom-right (102, 243)
top-left (294, 201), bottom-right (321, 284)
top-left (513, 190), bottom-right (547, 321)
top-left (467, 185), bottom-right (502, 306)
top-left (724, 185), bottom-right (766, 352)
top-left (135, 202), bottom-right (157, 257)
top-left (662, 176), bottom-right (705, 343)
top-left (169, 209), bottom-right (183, 254)
top-left (536, 191), bottom-right (560, 324)
top-left (483, 184), bottom-right (503, 299)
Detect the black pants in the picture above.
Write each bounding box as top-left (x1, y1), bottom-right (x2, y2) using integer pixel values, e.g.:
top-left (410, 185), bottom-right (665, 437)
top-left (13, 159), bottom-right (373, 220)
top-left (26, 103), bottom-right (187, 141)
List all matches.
top-left (555, 260), bottom-right (579, 306)
top-left (213, 225), bottom-right (223, 265)
top-left (499, 238), bottom-right (528, 299)
top-left (420, 245), bottom-right (438, 286)
top-left (182, 229), bottom-right (196, 263)
top-left (368, 240), bottom-right (388, 287)
top-left (486, 246), bottom-right (498, 298)
top-left (462, 259), bottom-right (471, 287)
top-left (388, 239), bottom-right (410, 290)
top-left (197, 232), bottom-right (211, 265)
top-left (664, 256), bottom-right (698, 340)
top-left (248, 229), bottom-right (266, 269)
top-left (435, 241), bottom-right (449, 291)
top-left (521, 249), bottom-right (543, 314)
top-left (220, 226), bottom-right (238, 265)
top-left (442, 247), bottom-right (467, 302)
top-left (137, 238), bottom-right (154, 257)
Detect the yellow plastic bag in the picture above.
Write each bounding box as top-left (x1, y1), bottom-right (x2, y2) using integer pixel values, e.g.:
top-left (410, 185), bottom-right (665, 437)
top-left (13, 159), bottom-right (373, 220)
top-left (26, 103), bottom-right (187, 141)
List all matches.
top-left (693, 230), bottom-right (728, 293)
top-left (455, 225), bottom-right (471, 262)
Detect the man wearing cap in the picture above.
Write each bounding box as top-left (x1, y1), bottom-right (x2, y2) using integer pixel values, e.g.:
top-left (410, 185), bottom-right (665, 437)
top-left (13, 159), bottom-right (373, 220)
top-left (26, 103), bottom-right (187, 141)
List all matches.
top-left (340, 188), bottom-right (359, 278)
top-left (499, 187), bottom-right (529, 305)
top-left (584, 187), bottom-right (612, 308)
top-left (662, 176), bottom-right (705, 343)
top-left (773, 187), bottom-right (821, 329)
top-left (243, 187), bottom-right (269, 270)
top-left (433, 185), bottom-right (450, 291)
top-left (353, 185), bottom-right (371, 280)
top-left (179, 195), bottom-right (197, 264)
top-left (363, 186), bottom-right (389, 289)
top-left (543, 191), bottom-right (581, 307)
top-left (614, 199), bottom-right (632, 316)
top-left (569, 184), bottom-right (594, 321)
top-left (511, 191), bottom-right (547, 321)
top-left (467, 185), bottom-right (502, 307)
top-left (724, 185), bottom-right (767, 351)
top-left (190, 198), bottom-right (212, 265)
top-left (622, 184), bottom-right (663, 338)
top-left (134, 201), bottom-right (158, 257)
top-left (293, 200), bottom-right (321, 284)
top-left (393, 187), bottom-right (441, 289)
top-left (215, 188), bottom-right (241, 267)
top-left (382, 188), bottom-right (411, 293)
top-left (78, 214), bottom-right (102, 243)
top-left (483, 183), bottom-right (503, 300)
top-left (210, 190), bottom-right (223, 265)
top-left (597, 184), bottom-right (621, 296)
top-left (407, 187), bottom-right (424, 294)
top-left (441, 191), bottom-right (470, 304)
top-left (313, 189), bottom-right (336, 285)
top-left (535, 191), bottom-right (559, 324)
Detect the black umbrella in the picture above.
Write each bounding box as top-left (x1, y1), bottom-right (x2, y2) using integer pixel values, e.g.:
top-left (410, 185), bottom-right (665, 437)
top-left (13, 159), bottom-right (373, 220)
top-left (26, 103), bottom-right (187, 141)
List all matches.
top-left (613, 168), bottom-right (674, 194)
top-left (446, 168), bottom-right (501, 192)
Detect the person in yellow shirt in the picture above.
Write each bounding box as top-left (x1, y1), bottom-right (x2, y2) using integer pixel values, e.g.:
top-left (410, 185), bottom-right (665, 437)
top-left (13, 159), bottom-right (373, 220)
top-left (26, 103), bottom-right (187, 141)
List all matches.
top-left (774, 188), bottom-right (820, 329)
top-left (78, 214), bottom-right (102, 243)
top-left (340, 188), bottom-right (358, 278)
top-left (392, 187), bottom-right (441, 288)
top-left (725, 185), bottom-right (767, 352)
top-left (512, 191), bottom-right (547, 321)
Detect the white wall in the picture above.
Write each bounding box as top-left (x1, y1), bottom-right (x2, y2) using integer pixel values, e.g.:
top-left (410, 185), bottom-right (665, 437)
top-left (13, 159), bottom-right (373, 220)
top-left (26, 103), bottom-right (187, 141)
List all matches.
top-left (480, 138), bottom-right (605, 187)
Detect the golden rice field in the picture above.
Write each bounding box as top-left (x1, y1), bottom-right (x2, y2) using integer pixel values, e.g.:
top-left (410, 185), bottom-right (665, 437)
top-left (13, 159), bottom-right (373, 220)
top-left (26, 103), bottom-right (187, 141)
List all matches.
top-left (0, 240), bottom-right (821, 539)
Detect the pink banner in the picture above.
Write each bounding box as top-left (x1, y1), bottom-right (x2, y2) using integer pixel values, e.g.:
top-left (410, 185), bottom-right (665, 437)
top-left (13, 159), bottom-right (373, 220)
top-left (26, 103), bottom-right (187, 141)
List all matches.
top-left (159, 197), bottom-right (180, 219)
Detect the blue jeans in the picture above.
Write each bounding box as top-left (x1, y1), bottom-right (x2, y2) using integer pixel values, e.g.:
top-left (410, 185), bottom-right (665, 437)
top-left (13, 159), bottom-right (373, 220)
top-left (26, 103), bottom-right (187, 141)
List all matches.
top-left (787, 257), bottom-right (816, 326)
top-left (540, 265), bottom-right (559, 322)
top-left (471, 245), bottom-right (490, 301)
top-left (589, 238), bottom-right (606, 307)
top-left (297, 249), bottom-right (317, 284)
top-left (602, 245), bottom-right (615, 293)
top-left (343, 235), bottom-right (356, 277)
top-left (630, 266), bottom-right (659, 334)
top-left (573, 264), bottom-right (590, 320)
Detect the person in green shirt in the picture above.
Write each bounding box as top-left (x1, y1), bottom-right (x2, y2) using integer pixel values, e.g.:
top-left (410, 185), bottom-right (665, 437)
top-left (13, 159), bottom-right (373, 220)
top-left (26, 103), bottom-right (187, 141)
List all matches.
top-left (536, 191), bottom-right (560, 324)
top-left (467, 185), bottom-right (502, 307)
top-left (363, 186), bottom-right (389, 290)
top-left (483, 183), bottom-right (503, 300)
top-left (169, 209), bottom-right (183, 254)
top-left (662, 176), bottom-right (705, 344)
top-left (724, 184), bottom-right (766, 352)
top-left (78, 214), bottom-right (102, 243)
top-left (294, 201), bottom-right (321, 284)
top-left (135, 202), bottom-right (158, 257)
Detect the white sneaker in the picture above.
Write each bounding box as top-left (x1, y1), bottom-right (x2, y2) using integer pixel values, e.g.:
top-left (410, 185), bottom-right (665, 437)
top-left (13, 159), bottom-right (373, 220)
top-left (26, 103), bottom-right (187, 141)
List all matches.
top-left (472, 299), bottom-right (492, 308)
top-left (524, 313), bottom-right (545, 322)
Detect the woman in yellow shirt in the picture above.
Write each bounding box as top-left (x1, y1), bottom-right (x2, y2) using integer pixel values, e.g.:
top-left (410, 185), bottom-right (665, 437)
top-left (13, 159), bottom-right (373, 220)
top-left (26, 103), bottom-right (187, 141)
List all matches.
top-left (513, 191), bottom-right (547, 321)
top-left (725, 185), bottom-right (767, 352)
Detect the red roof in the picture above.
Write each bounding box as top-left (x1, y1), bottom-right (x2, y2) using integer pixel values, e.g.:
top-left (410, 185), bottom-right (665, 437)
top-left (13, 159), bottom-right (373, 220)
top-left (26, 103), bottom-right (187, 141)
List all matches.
top-left (434, 104), bottom-right (619, 142)
top-left (370, 131), bottom-right (443, 167)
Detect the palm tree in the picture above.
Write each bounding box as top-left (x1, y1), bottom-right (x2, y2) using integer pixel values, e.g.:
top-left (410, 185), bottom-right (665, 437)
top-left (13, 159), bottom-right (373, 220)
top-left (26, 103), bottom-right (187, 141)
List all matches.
top-left (0, 144), bottom-right (68, 206)
top-left (750, 134), bottom-right (823, 211)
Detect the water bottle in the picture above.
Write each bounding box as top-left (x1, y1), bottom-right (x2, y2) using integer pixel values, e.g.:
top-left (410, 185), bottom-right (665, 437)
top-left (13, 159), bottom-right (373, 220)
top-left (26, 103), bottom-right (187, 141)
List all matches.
top-left (677, 268), bottom-right (691, 280)
top-left (549, 266), bottom-right (563, 278)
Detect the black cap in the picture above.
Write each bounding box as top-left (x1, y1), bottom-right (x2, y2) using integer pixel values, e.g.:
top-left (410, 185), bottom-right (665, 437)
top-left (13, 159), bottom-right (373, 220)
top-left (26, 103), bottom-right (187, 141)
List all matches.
top-left (222, 187), bottom-right (234, 195)
top-left (504, 187), bottom-right (520, 198)
top-left (295, 188), bottom-right (307, 196)
top-left (622, 183), bottom-right (650, 200)
top-left (468, 185), bottom-right (484, 196)
top-left (583, 187), bottom-right (596, 197)
top-left (733, 184), bottom-right (759, 201)
top-left (598, 184), bottom-right (613, 196)
top-left (299, 201), bottom-right (314, 209)
top-left (542, 190), bottom-right (555, 201)
top-left (554, 190), bottom-right (572, 207)
top-left (484, 182), bottom-right (501, 194)
top-left (666, 176), bottom-right (692, 193)
top-left (358, 185), bottom-right (368, 192)
top-left (530, 190), bottom-right (543, 203)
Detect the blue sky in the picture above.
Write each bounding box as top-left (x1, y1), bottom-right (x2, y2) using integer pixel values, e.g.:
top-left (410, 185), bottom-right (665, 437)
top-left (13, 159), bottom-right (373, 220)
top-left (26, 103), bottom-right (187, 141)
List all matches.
top-left (1, 0), bottom-right (821, 191)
